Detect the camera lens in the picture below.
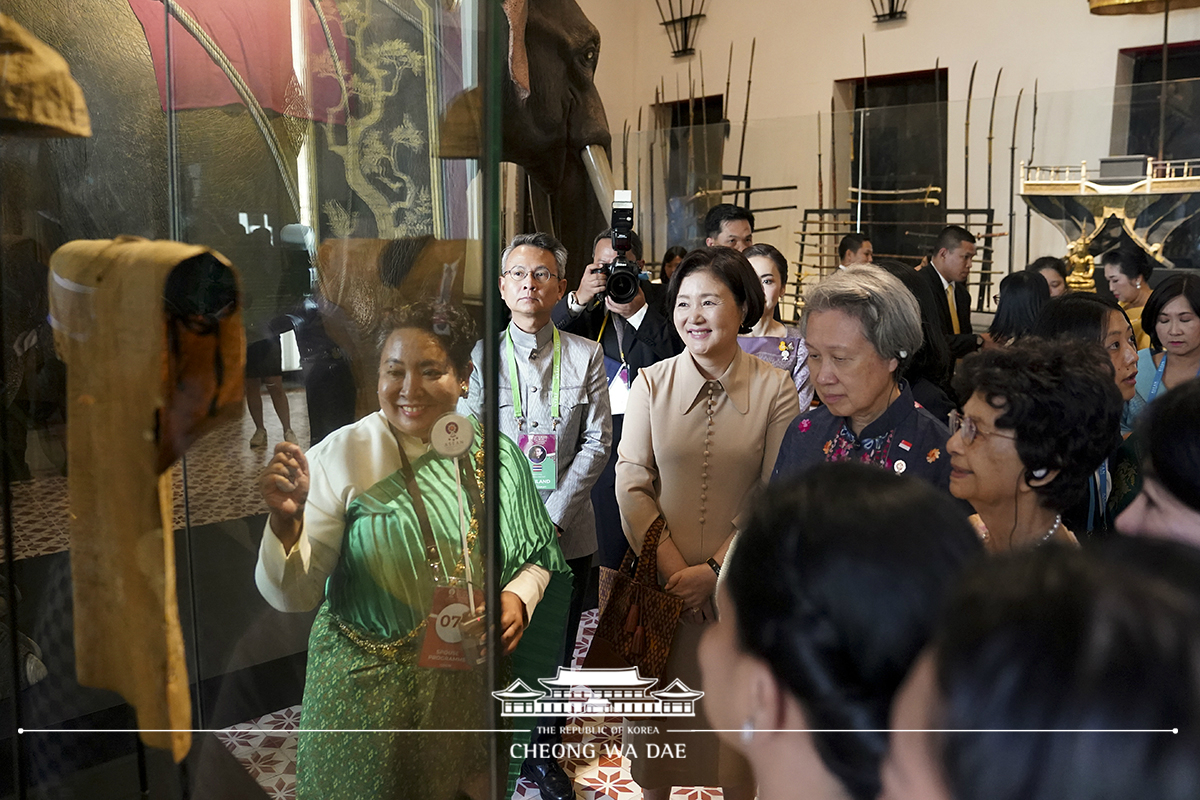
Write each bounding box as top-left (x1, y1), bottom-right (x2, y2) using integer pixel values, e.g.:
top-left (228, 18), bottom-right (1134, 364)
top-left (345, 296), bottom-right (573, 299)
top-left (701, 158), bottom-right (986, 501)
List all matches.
top-left (607, 269), bottom-right (639, 305)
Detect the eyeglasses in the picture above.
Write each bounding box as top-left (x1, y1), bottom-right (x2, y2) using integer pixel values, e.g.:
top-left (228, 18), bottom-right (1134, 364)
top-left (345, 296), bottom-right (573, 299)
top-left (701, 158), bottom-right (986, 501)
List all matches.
top-left (502, 267), bottom-right (557, 283)
top-left (948, 410), bottom-right (1017, 446)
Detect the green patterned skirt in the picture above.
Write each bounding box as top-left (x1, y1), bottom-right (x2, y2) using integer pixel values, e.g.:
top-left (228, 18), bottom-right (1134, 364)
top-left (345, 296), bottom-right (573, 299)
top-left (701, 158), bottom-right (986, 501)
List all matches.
top-left (297, 602), bottom-right (509, 800)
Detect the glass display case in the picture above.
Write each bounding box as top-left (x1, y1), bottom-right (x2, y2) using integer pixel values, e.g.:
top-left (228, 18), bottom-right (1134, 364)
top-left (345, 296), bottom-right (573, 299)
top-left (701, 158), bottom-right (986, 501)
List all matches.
top-left (1, 1), bottom-right (510, 797)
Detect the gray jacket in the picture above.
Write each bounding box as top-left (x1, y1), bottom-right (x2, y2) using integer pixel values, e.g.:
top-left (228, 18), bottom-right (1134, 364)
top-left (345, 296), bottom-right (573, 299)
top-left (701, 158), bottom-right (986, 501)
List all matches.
top-left (463, 322), bottom-right (611, 559)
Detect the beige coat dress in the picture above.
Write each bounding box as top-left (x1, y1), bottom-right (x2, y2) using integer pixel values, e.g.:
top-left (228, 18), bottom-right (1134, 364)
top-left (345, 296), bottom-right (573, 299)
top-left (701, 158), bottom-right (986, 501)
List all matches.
top-left (616, 347), bottom-right (800, 790)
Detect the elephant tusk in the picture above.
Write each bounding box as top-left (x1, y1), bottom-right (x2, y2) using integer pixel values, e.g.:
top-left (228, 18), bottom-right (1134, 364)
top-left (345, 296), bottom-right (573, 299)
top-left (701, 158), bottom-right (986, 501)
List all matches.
top-left (582, 145), bottom-right (616, 211)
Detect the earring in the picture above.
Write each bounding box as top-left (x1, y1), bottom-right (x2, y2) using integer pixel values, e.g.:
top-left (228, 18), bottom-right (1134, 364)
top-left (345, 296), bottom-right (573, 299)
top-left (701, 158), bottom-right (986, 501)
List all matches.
top-left (741, 720), bottom-right (755, 744)
top-left (1031, 467), bottom-right (1049, 479)
top-left (460, 383), bottom-right (469, 398)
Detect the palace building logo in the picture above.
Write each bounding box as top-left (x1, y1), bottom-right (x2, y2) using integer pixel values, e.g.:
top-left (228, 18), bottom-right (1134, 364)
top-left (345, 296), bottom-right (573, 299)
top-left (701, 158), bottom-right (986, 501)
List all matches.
top-left (493, 667), bottom-right (704, 718)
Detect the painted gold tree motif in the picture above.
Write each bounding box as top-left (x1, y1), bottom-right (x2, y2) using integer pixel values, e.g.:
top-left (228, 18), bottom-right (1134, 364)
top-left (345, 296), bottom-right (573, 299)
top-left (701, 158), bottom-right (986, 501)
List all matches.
top-left (316, 0), bottom-right (432, 237)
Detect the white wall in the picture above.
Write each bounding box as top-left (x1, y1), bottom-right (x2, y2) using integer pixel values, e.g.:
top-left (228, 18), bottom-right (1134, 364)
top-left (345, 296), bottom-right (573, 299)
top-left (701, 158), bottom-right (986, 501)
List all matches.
top-left (577, 0), bottom-right (1200, 288)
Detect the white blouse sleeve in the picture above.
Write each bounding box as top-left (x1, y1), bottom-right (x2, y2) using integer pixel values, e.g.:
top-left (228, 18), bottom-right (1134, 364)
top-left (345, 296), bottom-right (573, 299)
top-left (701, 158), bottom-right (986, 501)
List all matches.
top-left (254, 445), bottom-right (351, 612)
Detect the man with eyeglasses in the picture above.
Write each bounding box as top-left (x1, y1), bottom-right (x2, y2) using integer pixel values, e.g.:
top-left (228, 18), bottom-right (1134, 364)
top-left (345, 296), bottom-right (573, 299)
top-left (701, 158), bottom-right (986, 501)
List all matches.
top-left (554, 229), bottom-right (681, 572)
top-left (463, 232), bottom-right (611, 800)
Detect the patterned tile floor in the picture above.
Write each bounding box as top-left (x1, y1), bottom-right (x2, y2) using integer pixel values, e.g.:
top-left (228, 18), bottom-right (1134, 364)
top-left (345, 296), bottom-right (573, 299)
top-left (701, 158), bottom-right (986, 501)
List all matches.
top-left (3, 388), bottom-right (310, 562)
top-left (214, 608), bottom-right (725, 800)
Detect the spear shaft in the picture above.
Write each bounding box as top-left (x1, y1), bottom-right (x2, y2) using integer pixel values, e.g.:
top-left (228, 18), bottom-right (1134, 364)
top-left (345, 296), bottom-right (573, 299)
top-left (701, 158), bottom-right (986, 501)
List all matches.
top-left (650, 89), bottom-right (658, 265)
top-left (987, 69), bottom-right (1001, 215)
top-left (687, 62), bottom-right (696, 199)
top-left (1008, 88), bottom-right (1023, 273)
top-left (980, 68), bottom-right (1002, 310)
top-left (622, 119), bottom-right (630, 188)
top-left (1025, 79), bottom-right (1038, 265)
top-left (817, 110), bottom-right (824, 210)
top-left (830, 95), bottom-right (838, 215)
top-left (724, 43), bottom-right (734, 121)
top-left (735, 39), bottom-right (757, 209)
top-left (700, 51), bottom-right (710, 183)
top-left (964, 60), bottom-right (978, 219)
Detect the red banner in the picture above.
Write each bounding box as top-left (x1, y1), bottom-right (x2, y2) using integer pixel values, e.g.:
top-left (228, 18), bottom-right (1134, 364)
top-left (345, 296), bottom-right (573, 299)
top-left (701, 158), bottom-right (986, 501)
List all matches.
top-left (129, 0), bottom-right (349, 123)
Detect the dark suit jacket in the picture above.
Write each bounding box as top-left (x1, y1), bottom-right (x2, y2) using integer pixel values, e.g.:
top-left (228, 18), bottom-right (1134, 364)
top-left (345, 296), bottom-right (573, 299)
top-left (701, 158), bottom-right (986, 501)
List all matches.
top-left (551, 279), bottom-right (682, 381)
top-left (919, 263), bottom-right (980, 359)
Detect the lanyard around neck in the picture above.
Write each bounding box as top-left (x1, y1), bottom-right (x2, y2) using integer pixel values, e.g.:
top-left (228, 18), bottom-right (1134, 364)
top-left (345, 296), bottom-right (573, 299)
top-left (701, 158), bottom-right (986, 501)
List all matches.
top-left (390, 425), bottom-right (482, 585)
top-left (506, 325), bottom-right (561, 423)
top-left (1148, 353), bottom-right (1200, 402)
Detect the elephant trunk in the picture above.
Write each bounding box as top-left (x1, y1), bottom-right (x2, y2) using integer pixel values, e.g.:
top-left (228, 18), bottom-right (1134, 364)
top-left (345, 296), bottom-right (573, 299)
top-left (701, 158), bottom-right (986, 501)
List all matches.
top-left (582, 144), bottom-right (616, 213)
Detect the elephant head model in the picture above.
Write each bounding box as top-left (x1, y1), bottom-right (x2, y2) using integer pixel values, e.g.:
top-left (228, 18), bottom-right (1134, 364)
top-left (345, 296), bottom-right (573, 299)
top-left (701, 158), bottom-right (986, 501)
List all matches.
top-left (501, 0), bottom-right (614, 284)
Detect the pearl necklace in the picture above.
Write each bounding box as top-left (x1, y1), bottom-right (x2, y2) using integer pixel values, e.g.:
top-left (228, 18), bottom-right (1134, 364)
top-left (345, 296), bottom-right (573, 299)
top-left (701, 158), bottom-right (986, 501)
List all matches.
top-left (977, 514), bottom-right (1062, 545)
top-left (1039, 514), bottom-right (1063, 544)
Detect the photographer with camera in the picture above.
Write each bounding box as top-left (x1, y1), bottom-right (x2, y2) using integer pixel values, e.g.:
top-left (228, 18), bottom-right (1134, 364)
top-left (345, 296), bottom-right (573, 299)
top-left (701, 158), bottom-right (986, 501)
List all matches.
top-left (554, 202), bottom-right (682, 572)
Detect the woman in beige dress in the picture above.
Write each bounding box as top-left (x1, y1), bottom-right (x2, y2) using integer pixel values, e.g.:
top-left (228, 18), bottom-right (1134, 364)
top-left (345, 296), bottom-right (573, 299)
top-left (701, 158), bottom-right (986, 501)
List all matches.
top-left (616, 246), bottom-right (801, 799)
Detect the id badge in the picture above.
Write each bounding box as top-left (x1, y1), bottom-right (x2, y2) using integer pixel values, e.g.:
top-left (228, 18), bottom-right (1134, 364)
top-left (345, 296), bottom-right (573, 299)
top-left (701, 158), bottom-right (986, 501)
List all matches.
top-left (418, 583), bottom-right (485, 671)
top-left (518, 432), bottom-right (557, 491)
top-left (609, 363), bottom-right (631, 415)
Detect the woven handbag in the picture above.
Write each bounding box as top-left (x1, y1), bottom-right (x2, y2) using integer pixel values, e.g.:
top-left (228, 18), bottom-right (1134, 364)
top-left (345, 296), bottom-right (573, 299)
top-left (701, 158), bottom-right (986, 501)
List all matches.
top-left (583, 517), bottom-right (683, 679)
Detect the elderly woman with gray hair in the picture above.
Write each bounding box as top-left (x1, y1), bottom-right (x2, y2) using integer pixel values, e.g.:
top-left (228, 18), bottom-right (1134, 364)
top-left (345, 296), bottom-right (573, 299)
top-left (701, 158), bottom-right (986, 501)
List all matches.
top-left (772, 265), bottom-right (953, 489)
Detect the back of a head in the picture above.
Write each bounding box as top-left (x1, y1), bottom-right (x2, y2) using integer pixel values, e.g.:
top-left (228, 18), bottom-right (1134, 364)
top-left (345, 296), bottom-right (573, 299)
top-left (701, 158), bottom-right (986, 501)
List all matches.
top-left (988, 271), bottom-right (1050, 343)
top-left (1026, 255), bottom-right (1070, 280)
top-left (1140, 376), bottom-right (1200, 515)
top-left (934, 543), bottom-right (1200, 800)
top-left (704, 203), bottom-right (755, 239)
top-left (727, 462), bottom-right (982, 800)
top-left (1031, 293), bottom-right (1122, 344)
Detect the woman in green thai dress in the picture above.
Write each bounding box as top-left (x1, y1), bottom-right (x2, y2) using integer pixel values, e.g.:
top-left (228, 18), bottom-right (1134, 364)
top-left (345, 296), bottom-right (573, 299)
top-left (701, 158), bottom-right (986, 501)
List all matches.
top-left (255, 301), bottom-right (571, 799)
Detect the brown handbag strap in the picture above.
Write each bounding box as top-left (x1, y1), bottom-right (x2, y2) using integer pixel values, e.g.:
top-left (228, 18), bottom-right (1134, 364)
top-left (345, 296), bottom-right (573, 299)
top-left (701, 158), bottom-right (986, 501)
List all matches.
top-left (631, 517), bottom-right (667, 586)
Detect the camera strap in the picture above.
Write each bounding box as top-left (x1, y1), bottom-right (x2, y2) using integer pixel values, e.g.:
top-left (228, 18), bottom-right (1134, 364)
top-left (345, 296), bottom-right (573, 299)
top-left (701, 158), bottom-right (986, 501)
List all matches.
top-left (597, 311), bottom-right (629, 365)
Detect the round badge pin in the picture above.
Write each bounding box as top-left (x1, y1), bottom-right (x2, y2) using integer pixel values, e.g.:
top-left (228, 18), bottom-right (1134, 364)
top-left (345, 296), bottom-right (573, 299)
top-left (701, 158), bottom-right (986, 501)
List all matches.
top-left (893, 460), bottom-right (907, 475)
top-left (431, 412), bottom-right (474, 458)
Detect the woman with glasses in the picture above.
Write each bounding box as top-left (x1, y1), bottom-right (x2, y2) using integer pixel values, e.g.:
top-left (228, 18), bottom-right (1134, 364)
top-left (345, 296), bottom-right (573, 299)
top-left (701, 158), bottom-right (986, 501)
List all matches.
top-left (946, 338), bottom-right (1124, 552)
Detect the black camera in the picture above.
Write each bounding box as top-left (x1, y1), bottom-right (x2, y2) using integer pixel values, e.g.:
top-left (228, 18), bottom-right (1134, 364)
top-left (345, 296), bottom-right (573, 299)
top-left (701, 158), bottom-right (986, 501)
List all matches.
top-left (603, 189), bottom-right (641, 305)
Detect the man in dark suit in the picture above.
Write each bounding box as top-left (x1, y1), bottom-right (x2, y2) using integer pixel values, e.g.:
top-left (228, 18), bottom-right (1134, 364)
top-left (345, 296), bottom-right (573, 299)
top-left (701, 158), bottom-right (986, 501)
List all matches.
top-left (921, 225), bottom-right (984, 359)
top-left (553, 229), bottom-right (682, 569)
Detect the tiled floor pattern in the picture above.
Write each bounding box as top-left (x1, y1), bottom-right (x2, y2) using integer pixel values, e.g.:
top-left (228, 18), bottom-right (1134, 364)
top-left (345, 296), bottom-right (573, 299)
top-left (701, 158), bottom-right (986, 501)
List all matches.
top-left (3, 388), bottom-right (310, 562)
top-left (215, 609), bottom-right (724, 800)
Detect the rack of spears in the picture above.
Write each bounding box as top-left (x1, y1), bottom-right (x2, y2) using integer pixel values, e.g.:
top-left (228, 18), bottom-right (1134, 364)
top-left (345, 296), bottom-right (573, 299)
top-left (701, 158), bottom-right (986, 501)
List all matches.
top-left (788, 62), bottom-right (1029, 324)
top-left (622, 40), bottom-right (788, 278)
top-left (654, 0), bottom-right (709, 58)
